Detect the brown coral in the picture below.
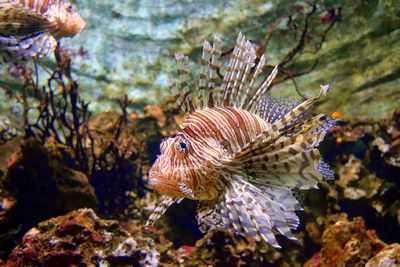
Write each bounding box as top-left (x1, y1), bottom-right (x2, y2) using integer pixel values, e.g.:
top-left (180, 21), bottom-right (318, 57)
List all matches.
top-left (304, 216), bottom-right (387, 267)
top-left (5, 208), bottom-right (159, 267)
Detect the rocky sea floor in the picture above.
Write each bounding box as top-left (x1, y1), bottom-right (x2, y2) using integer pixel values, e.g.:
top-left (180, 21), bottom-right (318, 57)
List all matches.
top-left (0, 96), bottom-right (399, 266)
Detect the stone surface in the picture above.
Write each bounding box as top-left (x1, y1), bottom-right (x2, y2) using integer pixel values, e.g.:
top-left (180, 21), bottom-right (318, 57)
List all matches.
top-left (1, 0), bottom-right (399, 120)
top-left (304, 216), bottom-right (387, 267)
top-left (5, 208), bottom-right (159, 267)
top-left (0, 139), bottom-right (99, 258)
top-left (366, 243), bottom-right (400, 267)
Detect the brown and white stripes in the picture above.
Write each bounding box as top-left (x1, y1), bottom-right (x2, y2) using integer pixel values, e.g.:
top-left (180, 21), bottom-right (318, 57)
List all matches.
top-left (147, 32), bottom-right (334, 248)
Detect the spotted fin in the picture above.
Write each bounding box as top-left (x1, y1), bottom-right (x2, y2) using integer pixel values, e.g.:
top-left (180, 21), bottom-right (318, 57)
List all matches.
top-left (145, 195), bottom-right (183, 227)
top-left (257, 93), bottom-right (301, 124)
top-left (235, 85), bottom-right (329, 158)
top-left (233, 118), bottom-right (327, 189)
top-left (197, 177), bottom-right (301, 248)
top-left (231, 87), bottom-right (332, 189)
top-left (196, 200), bottom-right (224, 232)
top-left (317, 159), bottom-right (335, 180)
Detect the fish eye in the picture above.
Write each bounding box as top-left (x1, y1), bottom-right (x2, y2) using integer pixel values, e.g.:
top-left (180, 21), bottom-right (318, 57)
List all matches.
top-left (66, 4), bottom-right (74, 12)
top-left (176, 140), bottom-right (188, 152)
top-left (180, 142), bottom-right (187, 150)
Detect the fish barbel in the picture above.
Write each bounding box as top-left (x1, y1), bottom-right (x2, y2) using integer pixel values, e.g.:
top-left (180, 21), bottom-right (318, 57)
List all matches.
top-left (147, 33), bottom-right (336, 248)
top-left (0, 0), bottom-right (85, 62)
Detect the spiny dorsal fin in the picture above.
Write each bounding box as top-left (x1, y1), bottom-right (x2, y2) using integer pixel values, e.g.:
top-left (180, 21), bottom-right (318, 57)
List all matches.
top-left (169, 53), bottom-right (195, 112)
top-left (198, 39), bottom-right (213, 109)
top-left (171, 33), bottom-right (283, 111)
top-left (239, 54), bottom-right (266, 109)
top-left (245, 65), bottom-right (279, 113)
top-left (198, 35), bottom-right (223, 108)
top-left (219, 32), bottom-right (258, 108)
top-left (208, 35), bottom-right (222, 107)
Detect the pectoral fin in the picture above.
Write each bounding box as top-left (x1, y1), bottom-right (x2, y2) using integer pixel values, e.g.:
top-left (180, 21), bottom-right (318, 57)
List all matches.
top-left (146, 195), bottom-right (183, 227)
top-left (0, 2), bottom-right (57, 61)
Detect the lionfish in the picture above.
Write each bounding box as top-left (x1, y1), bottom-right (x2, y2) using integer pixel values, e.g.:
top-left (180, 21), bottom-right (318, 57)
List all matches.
top-left (146, 33), bottom-right (335, 248)
top-left (0, 0), bottom-right (85, 62)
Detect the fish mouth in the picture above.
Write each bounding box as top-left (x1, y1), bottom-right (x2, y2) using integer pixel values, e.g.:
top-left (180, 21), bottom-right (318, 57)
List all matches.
top-left (77, 18), bottom-right (86, 34)
top-left (147, 174), bottom-right (160, 188)
top-left (148, 168), bottom-right (165, 190)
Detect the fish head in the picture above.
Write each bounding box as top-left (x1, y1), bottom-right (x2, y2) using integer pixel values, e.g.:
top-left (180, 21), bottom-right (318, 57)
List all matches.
top-left (57, 2), bottom-right (85, 38)
top-left (148, 134), bottom-right (223, 200)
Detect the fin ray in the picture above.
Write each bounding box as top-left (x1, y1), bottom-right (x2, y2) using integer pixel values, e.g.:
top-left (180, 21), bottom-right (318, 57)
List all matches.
top-left (146, 195), bottom-right (182, 227)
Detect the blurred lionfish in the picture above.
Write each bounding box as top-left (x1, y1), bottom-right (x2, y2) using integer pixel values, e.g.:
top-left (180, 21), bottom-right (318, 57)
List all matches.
top-left (147, 33), bottom-right (336, 248)
top-left (0, 0), bottom-right (85, 62)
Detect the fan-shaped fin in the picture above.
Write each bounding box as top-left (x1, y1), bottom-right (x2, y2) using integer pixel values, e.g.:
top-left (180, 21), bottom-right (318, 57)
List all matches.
top-left (0, 31), bottom-right (56, 62)
top-left (196, 176), bottom-right (301, 248)
top-left (0, 2), bottom-right (57, 62)
top-left (236, 85), bottom-right (329, 158)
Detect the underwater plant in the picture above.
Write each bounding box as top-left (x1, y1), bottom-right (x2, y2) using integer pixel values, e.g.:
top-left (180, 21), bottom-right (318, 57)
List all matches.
top-left (1, 44), bottom-right (145, 218)
top-left (146, 32), bottom-right (337, 248)
top-left (0, 0), bottom-right (85, 62)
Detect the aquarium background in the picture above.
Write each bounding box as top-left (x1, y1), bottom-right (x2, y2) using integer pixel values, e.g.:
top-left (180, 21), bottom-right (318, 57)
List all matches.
top-left (0, 0), bottom-right (399, 266)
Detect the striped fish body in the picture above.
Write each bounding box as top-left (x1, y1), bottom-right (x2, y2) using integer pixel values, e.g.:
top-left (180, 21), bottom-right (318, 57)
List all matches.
top-left (147, 33), bottom-right (336, 248)
top-left (149, 107), bottom-right (269, 200)
top-left (0, 0), bottom-right (85, 62)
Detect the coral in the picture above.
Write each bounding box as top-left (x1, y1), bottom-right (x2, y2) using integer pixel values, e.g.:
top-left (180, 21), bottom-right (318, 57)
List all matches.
top-left (5, 208), bottom-right (159, 267)
top-left (5, 139), bottom-right (99, 216)
top-left (366, 243), bottom-right (400, 267)
top-left (179, 230), bottom-right (303, 267)
top-left (314, 109), bottom-right (400, 244)
top-left (0, 139), bottom-right (98, 257)
top-left (0, 116), bottom-right (16, 145)
top-left (304, 215), bottom-right (387, 267)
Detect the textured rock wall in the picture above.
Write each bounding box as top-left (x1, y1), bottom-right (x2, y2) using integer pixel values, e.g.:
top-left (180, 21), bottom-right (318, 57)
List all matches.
top-left (1, 0), bottom-right (399, 119)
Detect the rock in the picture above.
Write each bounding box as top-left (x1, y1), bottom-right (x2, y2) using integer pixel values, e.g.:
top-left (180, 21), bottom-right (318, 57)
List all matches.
top-left (0, 139), bottom-right (98, 258)
top-left (2, 1), bottom-right (399, 120)
top-left (0, 116), bottom-right (16, 145)
top-left (5, 208), bottom-right (159, 267)
top-left (5, 139), bottom-right (99, 219)
top-left (304, 216), bottom-right (387, 267)
top-left (366, 243), bottom-right (400, 267)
